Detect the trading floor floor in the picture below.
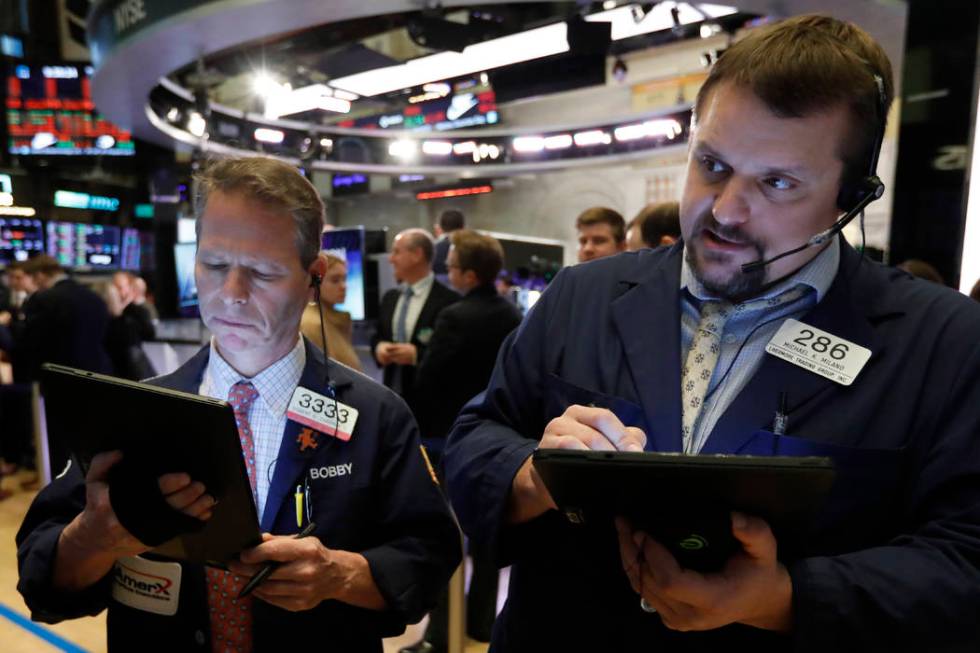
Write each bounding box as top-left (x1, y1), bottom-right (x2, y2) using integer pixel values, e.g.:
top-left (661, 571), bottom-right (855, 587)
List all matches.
top-left (0, 470), bottom-right (491, 653)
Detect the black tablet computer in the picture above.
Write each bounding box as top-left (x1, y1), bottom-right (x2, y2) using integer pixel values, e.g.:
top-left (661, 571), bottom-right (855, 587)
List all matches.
top-left (533, 449), bottom-right (835, 572)
top-left (40, 363), bottom-right (262, 566)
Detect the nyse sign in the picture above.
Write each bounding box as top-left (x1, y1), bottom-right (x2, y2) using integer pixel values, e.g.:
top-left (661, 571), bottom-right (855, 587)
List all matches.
top-left (114, 0), bottom-right (147, 34)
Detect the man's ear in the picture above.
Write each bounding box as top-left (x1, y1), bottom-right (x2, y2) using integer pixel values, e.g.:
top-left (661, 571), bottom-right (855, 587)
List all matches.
top-left (308, 255), bottom-right (328, 289)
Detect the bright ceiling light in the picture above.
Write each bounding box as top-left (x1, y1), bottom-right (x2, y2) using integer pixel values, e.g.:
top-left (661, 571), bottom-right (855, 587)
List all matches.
top-left (166, 107), bottom-right (180, 122)
top-left (0, 192), bottom-right (12, 206)
top-left (254, 127), bottom-right (285, 144)
top-left (700, 21), bottom-right (723, 38)
top-left (319, 137), bottom-right (333, 149)
top-left (187, 111), bottom-right (207, 137)
top-left (453, 141), bottom-right (477, 155)
top-left (330, 3), bottom-right (735, 97)
top-left (512, 136), bottom-right (545, 153)
top-left (253, 72), bottom-right (284, 98)
top-left (422, 140), bottom-right (453, 155)
top-left (574, 130), bottom-right (612, 146)
top-left (614, 118), bottom-right (683, 142)
top-left (265, 83), bottom-right (351, 119)
top-left (389, 140), bottom-right (418, 158)
top-left (544, 134), bottom-right (573, 150)
top-left (330, 88), bottom-right (359, 101)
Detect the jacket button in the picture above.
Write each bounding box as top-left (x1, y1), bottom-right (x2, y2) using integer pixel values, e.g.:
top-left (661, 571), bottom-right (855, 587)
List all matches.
top-left (194, 630), bottom-right (206, 646)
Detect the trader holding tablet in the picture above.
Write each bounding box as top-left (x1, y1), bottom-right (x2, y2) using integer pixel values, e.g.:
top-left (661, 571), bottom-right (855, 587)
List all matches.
top-left (444, 15), bottom-right (980, 652)
top-left (17, 157), bottom-right (460, 651)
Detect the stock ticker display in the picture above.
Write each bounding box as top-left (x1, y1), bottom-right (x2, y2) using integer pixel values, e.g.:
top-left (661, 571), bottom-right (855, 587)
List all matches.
top-left (6, 63), bottom-right (135, 156)
top-left (46, 221), bottom-right (121, 269)
top-left (0, 217), bottom-right (44, 264)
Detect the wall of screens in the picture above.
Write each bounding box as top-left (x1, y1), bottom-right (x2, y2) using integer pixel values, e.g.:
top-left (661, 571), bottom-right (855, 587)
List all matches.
top-left (6, 63), bottom-right (135, 156)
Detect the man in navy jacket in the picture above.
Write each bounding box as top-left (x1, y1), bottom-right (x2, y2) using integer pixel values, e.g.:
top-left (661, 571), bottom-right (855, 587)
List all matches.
top-left (444, 15), bottom-right (980, 652)
top-left (17, 156), bottom-right (460, 652)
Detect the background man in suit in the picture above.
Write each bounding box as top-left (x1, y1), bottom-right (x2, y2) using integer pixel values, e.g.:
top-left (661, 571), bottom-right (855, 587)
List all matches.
top-left (17, 156), bottom-right (460, 651)
top-left (432, 209), bottom-right (465, 278)
top-left (404, 230), bottom-right (522, 653)
top-left (372, 228), bottom-right (458, 402)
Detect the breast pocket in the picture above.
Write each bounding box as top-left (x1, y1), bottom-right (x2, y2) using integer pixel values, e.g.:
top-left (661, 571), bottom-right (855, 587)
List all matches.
top-left (543, 374), bottom-right (648, 433)
top-left (739, 430), bottom-right (908, 555)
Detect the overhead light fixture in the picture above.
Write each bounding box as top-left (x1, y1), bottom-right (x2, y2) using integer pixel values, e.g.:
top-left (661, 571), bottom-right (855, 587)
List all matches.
top-left (252, 72), bottom-right (285, 98)
top-left (95, 134), bottom-right (116, 149)
top-left (0, 206), bottom-right (36, 217)
top-left (452, 141), bottom-right (477, 155)
top-left (700, 21), bottom-right (723, 38)
top-left (320, 137), bottom-right (334, 149)
top-left (422, 140), bottom-right (453, 155)
top-left (166, 107), bottom-right (180, 122)
top-left (331, 4), bottom-right (735, 97)
top-left (389, 140), bottom-right (418, 158)
top-left (512, 136), bottom-right (545, 153)
top-left (265, 83), bottom-right (351, 119)
top-left (187, 111), bottom-right (207, 137)
top-left (603, 0), bottom-right (619, 10)
top-left (330, 88), bottom-right (359, 102)
top-left (254, 127), bottom-right (285, 144)
top-left (614, 118), bottom-right (683, 142)
top-left (0, 192), bottom-right (12, 206)
top-left (574, 130), bottom-right (612, 146)
top-left (544, 134), bottom-right (573, 150)
top-left (416, 184), bottom-right (493, 201)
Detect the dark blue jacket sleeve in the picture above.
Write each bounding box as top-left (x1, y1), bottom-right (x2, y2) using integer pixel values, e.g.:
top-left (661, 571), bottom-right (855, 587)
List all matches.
top-left (443, 269), bottom-right (572, 566)
top-left (16, 461), bottom-right (114, 623)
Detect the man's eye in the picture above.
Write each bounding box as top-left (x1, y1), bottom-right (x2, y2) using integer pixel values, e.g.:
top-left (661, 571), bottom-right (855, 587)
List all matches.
top-left (764, 177), bottom-right (794, 191)
top-left (202, 262), bottom-right (227, 271)
top-left (701, 157), bottom-right (727, 174)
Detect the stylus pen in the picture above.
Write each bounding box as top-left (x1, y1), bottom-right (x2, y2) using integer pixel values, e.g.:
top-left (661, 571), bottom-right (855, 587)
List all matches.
top-left (237, 521), bottom-right (317, 599)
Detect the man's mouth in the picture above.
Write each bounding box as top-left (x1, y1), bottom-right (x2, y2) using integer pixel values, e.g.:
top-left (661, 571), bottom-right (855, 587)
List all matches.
top-left (701, 227), bottom-right (750, 252)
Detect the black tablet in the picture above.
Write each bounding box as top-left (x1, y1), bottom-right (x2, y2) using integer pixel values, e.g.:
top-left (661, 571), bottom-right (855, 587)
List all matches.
top-left (41, 363), bottom-right (262, 566)
top-left (533, 449), bottom-right (835, 572)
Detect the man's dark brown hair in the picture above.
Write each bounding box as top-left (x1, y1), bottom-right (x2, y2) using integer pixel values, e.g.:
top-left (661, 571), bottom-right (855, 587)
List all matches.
top-left (694, 14), bottom-right (894, 189)
top-left (450, 230), bottom-right (505, 287)
top-left (575, 207), bottom-right (626, 243)
top-left (629, 202), bottom-right (680, 247)
top-left (23, 254), bottom-right (63, 276)
top-left (438, 209), bottom-right (465, 232)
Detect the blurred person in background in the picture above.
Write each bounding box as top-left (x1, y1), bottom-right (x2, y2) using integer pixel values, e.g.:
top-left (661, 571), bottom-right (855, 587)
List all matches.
top-left (896, 258), bottom-right (945, 285)
top-left (132, 274), bottom-right (159, 322)
top-left (626, 201), bottom-right (682, 251)
top-left (970, 279), bottom-right (980, 302)
top-left (98, 279), bottom-right (157, 381)
top-left (112, 271), bottom-right (156, 342)
top-left (404, 230), bottom-right (522, 653)
top-left (372, 228), bottom-right (458, 402)
top-left (432, 209), bottom-right (466, 278)
top-left (576, 206), bottom-right (626, 263)
top-left (300, 252), bottom-right (362, 371)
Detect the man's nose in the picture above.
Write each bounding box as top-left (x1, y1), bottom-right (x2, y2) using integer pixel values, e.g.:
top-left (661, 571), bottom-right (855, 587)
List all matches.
top-left (712, 178), bottom-right (751, 226)
top-left (221, 268), bottom-right (250, 304)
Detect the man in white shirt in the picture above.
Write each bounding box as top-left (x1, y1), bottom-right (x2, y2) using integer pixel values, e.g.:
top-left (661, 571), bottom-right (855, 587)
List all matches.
top-left (371, 228), bottom-right (458, 399)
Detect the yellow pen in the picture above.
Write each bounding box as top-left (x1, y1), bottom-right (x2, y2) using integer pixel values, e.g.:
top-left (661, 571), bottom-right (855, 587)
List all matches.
top-left (294, 484), bottom-right (304, 527)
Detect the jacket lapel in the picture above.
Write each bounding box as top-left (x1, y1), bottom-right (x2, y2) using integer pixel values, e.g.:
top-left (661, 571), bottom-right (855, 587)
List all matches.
top-left (148, 345), bottom-right (210, 392)
top-left (610, 245), bottom-right (684, 452)
top-left (412, 282), bottom-right (451, 343)
top-left (260, 342), bottom-right (352, 531)
top-left (701, 245), bottom-right (882, 454)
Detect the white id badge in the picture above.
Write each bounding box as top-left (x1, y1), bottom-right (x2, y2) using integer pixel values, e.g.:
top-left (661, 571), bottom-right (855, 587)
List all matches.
top-left (111, 556), bottom-right (182, 616)
top-left (286, 386), bottom-right (359, 442)
top-left (766, 318), bottom-right (872, 386)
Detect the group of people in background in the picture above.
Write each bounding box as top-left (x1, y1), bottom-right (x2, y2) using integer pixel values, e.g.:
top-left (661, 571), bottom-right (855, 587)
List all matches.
top-left (0, 258), bottom-right (158, 495)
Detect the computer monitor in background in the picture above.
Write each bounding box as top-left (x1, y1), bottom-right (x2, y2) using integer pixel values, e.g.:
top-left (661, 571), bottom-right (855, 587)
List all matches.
top-left (173, 242), bottom-right (198, 317)
top-left (120, 227), bottom-right (141, 271)
top-left (321, 228), bottom-right (366, 321)
top-left (46, 221), bottom-right (121, 270)
top-left (0, 217), bottom-right (44, 264)
top-left (176, 216), bottom-right (196, 243)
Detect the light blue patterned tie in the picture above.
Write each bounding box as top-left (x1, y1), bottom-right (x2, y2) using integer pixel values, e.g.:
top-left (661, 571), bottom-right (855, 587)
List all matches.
top-left (394, 285), bottom-right (413, 342)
